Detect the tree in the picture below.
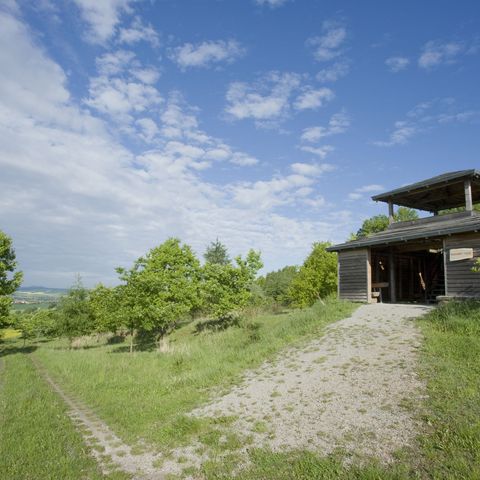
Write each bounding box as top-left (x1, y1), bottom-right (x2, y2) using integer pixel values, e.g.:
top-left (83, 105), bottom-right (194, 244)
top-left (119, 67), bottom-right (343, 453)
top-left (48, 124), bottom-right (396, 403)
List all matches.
top-left (117, 238), bottom-right (202, 350)
top-left (260, 266), bottom-right (299, 305)
top-left (288, 242), bottom-right (337, 308)
top-left (353, 207), bottom-right (419, 239)
top-left (202, 249), bottom-right (263, 319)
top-left (0, 230), bottom-right (23, 326)
top-left (56, 277), bottom-right (95, 347)
top-left (204, 238), bottom-right (230, 265)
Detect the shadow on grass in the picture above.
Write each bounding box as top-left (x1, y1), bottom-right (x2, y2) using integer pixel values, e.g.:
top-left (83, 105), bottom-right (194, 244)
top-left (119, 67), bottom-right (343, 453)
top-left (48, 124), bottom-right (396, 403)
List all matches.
top-left (0, 344), bottom-right (37, 357)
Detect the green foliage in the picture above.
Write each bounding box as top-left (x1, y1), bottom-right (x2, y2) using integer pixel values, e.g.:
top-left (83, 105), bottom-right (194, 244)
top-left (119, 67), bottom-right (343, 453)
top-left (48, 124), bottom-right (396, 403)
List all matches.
top-left (204, 238), bottom-right (230, 265)
top-left (202, 249), bottom-right (263, 320)
top-left (0, 230), bottom-right (23, 325)
top-left (56, 278), bottom-right (95, 346)
top-left (259, 265), bottom-right (298, 305)
top-left (116, 238), bottom-right (202, 345)
top-left (288, 242), bottom-right (337, 308)
top-left (89, 284), bottom-right (124, 333)
top-left (352, 207), bottom-right (419, 239)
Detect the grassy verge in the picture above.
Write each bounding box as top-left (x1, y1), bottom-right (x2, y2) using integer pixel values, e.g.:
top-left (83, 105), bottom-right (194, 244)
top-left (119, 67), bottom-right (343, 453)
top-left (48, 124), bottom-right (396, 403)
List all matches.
top-left (34, 299), bottom-right (356, 450)
top-left (415, 300), bottom-right (480, 478)
top-left (0, 345), bottom-right (124, 479)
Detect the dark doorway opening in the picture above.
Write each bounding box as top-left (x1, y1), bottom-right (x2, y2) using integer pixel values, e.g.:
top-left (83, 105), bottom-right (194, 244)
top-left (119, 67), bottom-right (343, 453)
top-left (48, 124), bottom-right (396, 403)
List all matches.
top-left (372, 245), bottom-right (445, 303)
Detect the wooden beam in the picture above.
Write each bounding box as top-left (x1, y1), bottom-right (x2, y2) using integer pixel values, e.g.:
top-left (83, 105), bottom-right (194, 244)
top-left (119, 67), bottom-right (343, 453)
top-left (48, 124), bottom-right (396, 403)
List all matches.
top-left (389, 252), bottom-right (396, 302)
top-left (465, 179), bottom-right (473, 211)
top-left (388, 200), bottom-right (395, 224)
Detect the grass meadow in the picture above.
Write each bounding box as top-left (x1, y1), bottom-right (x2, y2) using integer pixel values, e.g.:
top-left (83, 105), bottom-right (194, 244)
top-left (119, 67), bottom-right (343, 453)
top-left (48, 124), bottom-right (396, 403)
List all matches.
top-left (1, 300), bottom-right (480, 479)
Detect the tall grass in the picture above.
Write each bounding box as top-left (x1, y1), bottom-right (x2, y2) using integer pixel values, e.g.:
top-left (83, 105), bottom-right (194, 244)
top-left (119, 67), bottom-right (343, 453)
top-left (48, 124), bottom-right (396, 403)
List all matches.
top-left (416, 300), bottom-right (480, 478)
top-left (34, 299), bottom-right (356, 450)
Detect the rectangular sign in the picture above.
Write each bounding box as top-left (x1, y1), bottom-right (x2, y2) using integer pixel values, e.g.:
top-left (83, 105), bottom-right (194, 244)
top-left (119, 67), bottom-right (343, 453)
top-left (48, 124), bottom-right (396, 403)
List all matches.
top-left (449, 248), bottom-right (474, 262)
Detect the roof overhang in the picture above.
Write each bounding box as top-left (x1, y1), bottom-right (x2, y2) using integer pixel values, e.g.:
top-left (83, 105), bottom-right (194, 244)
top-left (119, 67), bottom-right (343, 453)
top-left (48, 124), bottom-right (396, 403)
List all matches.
top-left (371, 169), bottom-right (480, 212)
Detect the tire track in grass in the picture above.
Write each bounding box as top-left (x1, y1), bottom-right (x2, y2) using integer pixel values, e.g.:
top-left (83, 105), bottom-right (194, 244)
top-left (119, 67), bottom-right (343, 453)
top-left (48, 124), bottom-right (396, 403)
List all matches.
top-left (30, 355), bottom-right (166, 479)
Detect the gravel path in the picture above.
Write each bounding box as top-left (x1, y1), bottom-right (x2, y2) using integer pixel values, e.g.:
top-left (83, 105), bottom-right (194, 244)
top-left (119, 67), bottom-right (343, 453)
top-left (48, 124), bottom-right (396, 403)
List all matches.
top-left (192, 303), bottom-right (431, 464)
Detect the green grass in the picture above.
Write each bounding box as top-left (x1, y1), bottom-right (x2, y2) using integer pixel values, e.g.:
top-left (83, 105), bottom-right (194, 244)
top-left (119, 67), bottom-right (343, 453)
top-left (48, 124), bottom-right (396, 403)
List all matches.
top-left (415, 300), bottom-right (480, 479)
top-left (0, 346), bottom-right (127, 479)
top-left (33, 299), bottom-right (356, 450)
top-left (5, 299), bottom-right (479, 479)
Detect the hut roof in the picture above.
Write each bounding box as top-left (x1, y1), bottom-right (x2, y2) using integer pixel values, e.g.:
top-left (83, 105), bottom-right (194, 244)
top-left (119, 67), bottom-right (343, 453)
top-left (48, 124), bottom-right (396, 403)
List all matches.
top-left (371, 169), bottom-right (480, 212)
top-left (328, 211), bottom-right (480, 252)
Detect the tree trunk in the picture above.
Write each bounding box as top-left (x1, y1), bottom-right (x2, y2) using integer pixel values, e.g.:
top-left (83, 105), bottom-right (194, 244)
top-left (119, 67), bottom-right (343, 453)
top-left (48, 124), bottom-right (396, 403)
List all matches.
top-left (129, 328), bottom-right (134, 354)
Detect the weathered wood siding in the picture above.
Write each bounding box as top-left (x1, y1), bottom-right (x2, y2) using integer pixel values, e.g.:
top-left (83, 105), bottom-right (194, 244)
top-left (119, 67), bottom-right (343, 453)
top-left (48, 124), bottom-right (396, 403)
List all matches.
top-left (338, 249), bottom-right (370, 302)
top-left (445, 233), bottom-right (480, 297)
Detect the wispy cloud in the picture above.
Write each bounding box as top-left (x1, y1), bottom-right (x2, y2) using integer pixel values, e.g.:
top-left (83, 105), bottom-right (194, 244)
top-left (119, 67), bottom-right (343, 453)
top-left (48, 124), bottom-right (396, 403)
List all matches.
top-left (170, 39), bottom-right (245, 69)
top-left (294, 87), bottom-right (334, 110)
top-left (73, 0), bottom-right (134, 44)
top-left (308, 20), bottom-right (347, 62)
top-left (316, 61), bottom-right (350, 83)
top-left (299, 145), bottom-right (335, 158)
top-left (418, 39), bottom-right (474, 69)
top-left (348, 184), bottom-right (384, 201)
top-left (117, 15), bottom-right (159, 47)
top-left (301, 111), bottom-right (350, 142)
top-left (373, 98), bottom-right (479, 147)
top-left (225, 71), bottom-right (301, 127)
top-left (385, 56), bottom-right (410, 72)
top-left (254, 0), bottom-right (290, 8)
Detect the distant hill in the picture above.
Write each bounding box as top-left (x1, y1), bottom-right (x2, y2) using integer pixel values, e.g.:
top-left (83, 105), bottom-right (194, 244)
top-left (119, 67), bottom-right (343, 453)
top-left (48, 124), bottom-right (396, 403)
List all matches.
top-left (13, 286), bottom-right (68, 308)
top-left (17, 286), bottom-right (68, 294)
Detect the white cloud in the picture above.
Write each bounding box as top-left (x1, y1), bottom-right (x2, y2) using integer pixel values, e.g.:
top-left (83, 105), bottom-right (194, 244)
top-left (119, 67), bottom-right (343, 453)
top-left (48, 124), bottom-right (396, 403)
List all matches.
top-left (301, 111), bottom-right (350, 142)
top-left (308, 21), bottom-right (347, 62)
top-left (294, 87), bottom-right (334, 110)
top-left (96, 50), bottom-right (136, 76)
top-left (0, 9), bottom-right (353, 287)
top-left (291, 162), bottom-right (335, 176)
top-left (418, 40), bottom-right (464, 69)
top-left (131, 67), bottom-right (161, 84)
top-left (225, 72), bottom-right (301, 126)
top-left (117, 16), bottom-right (159, 47)
top-left (85, 75), bottom-right (163, 121)
top-left (254, 0), bottom-right (289, 7)
top-left (385, 56), bottom-right (410, 72)
top-left (299, 145), bottom-right (335, 158)
top-left (348, 184), bottom-right (384, 201)
top-left (373, 98), bottom-right (478, 147)
top-left (170, 39), bottom-right (245, 69)
top-left (316, 61), bottom-right (350, 83)
top-left (372, 120), bottom-right (417, 147)
top-left (356, 184), bottom-right (384, 193)
top-left (73, 0), bottom-right (133, 44)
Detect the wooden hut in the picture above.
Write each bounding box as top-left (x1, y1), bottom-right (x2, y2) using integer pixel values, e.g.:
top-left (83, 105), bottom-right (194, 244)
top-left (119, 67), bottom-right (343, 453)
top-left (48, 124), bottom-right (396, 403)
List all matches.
top-left (328, 170), bottom-right (480, 303)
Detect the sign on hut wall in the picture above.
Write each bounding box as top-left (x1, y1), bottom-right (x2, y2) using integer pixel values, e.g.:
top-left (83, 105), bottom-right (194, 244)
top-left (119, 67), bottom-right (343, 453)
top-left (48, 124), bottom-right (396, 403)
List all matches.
top-left (449, 248), bottom-right (474, 262)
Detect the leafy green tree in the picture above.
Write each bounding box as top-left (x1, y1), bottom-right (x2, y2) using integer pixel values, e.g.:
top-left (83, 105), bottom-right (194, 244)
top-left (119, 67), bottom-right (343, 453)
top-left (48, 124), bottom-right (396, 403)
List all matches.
top-left (288, 242), bottom-right (337, 308)
top-left (0, 230), bottom-right (23, 326)
top-left (56, 278), bottom-right (95, 348)
top-left (260, 265), bottom-right (298, 305)
top-left (202, 249), bottom-right (263, 319)
top-left (117, 238), bottom-right (202, 350)
top-left (352, 207), bottom-right (419, 239)
top-left (204, 238), bottom-right (230, 265)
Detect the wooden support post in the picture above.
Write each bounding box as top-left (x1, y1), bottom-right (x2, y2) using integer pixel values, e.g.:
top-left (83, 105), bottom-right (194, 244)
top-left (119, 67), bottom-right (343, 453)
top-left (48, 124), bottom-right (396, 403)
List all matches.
top-left (465, 179), bottom-right (473, 212)
top-left (389, 252), bottom-right (396, 303)
top-left (388, 200), bottom-right (395, 224)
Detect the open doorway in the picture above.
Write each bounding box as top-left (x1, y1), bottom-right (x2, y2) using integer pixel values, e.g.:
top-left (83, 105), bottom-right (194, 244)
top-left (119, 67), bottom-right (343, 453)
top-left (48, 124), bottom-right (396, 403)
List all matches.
top-left (371, 245), bottom-right (445, 303)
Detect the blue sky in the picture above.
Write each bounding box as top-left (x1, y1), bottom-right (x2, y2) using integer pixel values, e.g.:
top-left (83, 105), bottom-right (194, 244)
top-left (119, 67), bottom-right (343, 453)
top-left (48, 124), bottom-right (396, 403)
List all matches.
top-left (1, 0), bottom-right (479, 287)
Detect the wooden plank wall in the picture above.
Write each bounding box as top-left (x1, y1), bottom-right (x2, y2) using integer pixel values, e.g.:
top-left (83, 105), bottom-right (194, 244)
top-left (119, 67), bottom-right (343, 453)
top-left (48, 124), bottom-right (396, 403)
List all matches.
top-left (445, 233), bottom-right (480, 297)
top-left (338, 249), bottom-right (369, 302)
